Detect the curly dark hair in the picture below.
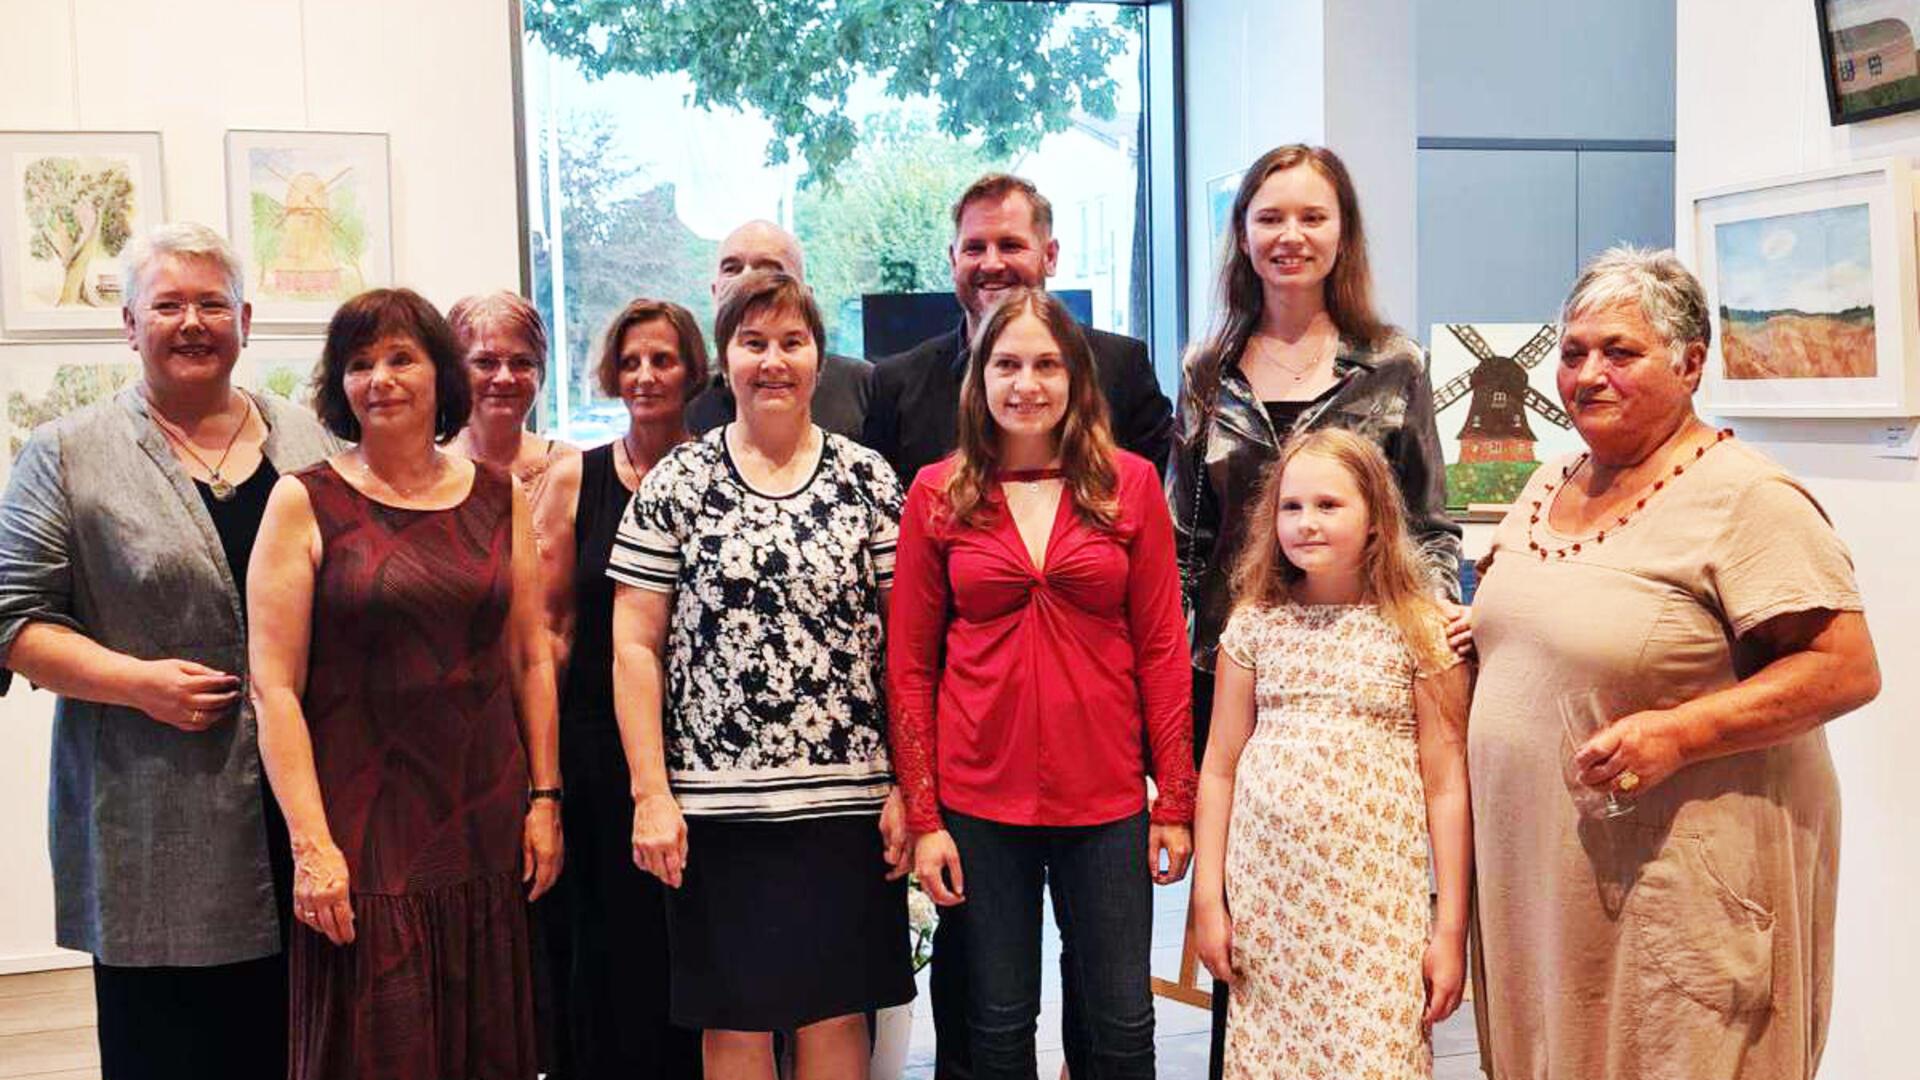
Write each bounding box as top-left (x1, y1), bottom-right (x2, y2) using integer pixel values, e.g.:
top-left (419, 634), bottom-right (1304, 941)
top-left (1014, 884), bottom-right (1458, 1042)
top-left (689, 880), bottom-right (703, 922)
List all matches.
top-left (313, 288), bottom-right (472, 444)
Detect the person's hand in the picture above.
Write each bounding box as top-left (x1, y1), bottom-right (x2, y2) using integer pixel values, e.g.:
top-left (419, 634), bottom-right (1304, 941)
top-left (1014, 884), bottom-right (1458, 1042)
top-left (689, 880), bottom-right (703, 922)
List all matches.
top-left (135, 658), bottom-right (242, 732)
top-left (631, 792), bottom-right (688, 887)
top-left (1193, 897), bottom-right (1234, 983)
top-left (1422, 926), bottom-right (1467, 1025)
top-left (522, 799), bottom-right (564, 901)
top-left (1573, 708), bottom-right (1687, 795)
top-left (1148, 823), bottom-right (1192, 884)
top-left (878, 788), bottom-right (912, 881)
top-left (913, 830), bottom-right (966, 905)
top-left (292, 838), bottom-right (354, 946)
top-left (1442, 601), bottom-right (1474, 658)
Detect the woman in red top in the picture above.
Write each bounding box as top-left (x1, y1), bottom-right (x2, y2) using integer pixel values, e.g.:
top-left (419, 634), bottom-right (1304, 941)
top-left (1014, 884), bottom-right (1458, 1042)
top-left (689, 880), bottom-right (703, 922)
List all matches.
top-left (889, 287), bottom-right (1195, 1080)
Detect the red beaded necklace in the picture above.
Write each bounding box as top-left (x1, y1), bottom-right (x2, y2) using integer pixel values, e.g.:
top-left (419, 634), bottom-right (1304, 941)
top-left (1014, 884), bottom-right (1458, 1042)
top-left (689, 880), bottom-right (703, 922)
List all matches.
top-left (1526, 428), bottom-right (1735, 561)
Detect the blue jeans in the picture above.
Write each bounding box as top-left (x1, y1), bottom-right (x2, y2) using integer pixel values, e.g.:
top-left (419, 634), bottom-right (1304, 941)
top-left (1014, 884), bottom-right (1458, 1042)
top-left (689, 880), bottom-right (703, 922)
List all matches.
top-left (944, 809), bottom-right (1156, 1080)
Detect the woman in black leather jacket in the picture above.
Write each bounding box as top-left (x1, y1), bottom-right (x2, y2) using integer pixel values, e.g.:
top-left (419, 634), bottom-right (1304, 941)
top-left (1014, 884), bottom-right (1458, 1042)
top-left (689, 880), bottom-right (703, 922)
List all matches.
top-left (1167, 138), bottom-right (1464, 1080)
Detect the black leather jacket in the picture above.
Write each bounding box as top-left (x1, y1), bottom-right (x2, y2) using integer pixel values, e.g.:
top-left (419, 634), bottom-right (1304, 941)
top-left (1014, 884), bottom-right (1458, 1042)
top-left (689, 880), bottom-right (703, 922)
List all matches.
top-left (1167, 332), bottom-right (1462, 671)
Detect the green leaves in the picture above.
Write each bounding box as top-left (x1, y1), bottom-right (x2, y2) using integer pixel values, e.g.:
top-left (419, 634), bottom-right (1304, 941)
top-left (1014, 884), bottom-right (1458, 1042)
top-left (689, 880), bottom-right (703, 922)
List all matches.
top-left (524, 0), bottom-right (1131, 184)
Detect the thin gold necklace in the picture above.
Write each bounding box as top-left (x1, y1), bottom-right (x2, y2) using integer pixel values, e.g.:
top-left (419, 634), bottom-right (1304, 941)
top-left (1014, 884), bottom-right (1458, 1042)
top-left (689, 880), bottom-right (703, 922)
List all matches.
top-left (1255, 331), bottom-right (1337, 382)
top-left (355, 448), bottom-right (449, 500)
top-left (146, 391), bottom-right (253, 501)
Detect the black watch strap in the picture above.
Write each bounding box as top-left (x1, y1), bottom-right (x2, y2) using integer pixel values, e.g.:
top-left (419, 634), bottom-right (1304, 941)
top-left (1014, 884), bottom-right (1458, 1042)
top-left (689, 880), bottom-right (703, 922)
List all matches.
top-left (528, 787), bottom-right (564, 803)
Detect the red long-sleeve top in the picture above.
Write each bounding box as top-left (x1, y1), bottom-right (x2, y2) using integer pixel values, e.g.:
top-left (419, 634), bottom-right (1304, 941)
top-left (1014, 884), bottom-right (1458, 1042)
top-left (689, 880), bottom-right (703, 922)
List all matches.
top-left (887, 450), bottom-right (1196, 835)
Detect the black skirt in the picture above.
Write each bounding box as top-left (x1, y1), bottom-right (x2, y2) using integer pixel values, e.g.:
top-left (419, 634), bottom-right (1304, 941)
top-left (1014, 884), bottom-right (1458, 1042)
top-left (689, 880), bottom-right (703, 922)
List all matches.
top-left (666, 813), bottom-right (916, 1030)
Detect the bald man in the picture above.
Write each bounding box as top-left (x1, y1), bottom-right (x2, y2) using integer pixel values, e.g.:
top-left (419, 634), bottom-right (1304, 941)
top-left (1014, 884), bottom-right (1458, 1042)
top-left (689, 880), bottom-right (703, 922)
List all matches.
top-left (685, 220), bottom-right (873, 439)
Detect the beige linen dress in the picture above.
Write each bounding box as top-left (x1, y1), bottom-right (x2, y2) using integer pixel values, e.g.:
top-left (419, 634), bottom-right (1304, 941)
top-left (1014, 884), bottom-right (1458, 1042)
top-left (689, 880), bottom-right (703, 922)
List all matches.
top-left (1467, 441), bottom-right (1862, 1080)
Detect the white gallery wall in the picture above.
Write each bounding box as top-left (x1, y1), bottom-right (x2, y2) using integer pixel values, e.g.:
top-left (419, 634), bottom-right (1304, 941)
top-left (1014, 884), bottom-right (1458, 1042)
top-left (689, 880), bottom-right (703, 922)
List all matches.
top-left (0, 0), bottom-right (523, 972)
top-left (1678, 3), bottom-right (1920, 1078)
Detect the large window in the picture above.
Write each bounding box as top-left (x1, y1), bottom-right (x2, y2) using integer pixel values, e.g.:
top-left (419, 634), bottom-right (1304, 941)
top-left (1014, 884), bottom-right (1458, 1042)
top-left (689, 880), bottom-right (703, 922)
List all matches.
top-left (516, 0), bottom-right (1172, 442)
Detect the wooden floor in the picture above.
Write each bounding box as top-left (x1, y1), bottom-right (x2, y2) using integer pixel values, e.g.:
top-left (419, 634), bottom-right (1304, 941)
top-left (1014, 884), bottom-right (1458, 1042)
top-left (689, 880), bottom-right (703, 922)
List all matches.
top-left (0, 968), bottom-right (98, 1080)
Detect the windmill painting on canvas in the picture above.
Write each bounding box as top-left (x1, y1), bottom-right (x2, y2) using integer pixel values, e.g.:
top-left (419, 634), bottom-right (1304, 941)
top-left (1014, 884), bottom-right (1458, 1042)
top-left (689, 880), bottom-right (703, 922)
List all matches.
top-left (226, 131), bottom-right (391, 325)
top-left (1428, 322), bottom-right (1580, 512)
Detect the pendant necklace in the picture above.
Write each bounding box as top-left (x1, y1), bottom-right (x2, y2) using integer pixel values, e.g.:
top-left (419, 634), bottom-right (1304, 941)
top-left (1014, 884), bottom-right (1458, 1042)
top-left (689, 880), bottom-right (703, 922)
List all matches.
top-left (147, 392), bottom-right (253, 501)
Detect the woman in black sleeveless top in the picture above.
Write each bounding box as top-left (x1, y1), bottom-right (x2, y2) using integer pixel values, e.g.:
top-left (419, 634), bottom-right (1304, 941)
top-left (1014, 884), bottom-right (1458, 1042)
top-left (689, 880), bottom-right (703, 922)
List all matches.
top-left (549, 298), bottom-right (709, 1078)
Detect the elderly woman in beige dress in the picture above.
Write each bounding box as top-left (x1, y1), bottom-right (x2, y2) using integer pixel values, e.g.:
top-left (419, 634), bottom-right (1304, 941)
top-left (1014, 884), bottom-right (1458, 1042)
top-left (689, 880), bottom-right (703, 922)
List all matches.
top-left (1467, 246), bottom-right (1881, 1079)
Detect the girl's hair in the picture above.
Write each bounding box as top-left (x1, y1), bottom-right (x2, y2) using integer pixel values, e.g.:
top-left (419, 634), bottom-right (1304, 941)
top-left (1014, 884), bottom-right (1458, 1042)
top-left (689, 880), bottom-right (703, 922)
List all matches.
top-left (1180, 144), bottom-right (1392, 437)
top-left (1230, 427), bottom-right (1448, 669)
top-left (943, 287), bottom-right (1120, 530)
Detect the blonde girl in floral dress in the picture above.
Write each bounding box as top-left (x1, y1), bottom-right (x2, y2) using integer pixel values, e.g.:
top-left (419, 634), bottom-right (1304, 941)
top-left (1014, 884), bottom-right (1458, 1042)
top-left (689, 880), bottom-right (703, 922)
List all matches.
top-left (1189, 427), bottom-right (1472, 1079)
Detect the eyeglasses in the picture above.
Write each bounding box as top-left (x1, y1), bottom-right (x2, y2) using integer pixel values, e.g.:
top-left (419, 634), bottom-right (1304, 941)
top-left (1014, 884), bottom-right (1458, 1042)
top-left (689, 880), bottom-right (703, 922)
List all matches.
top-left (469, 355), bottom-right (543, 377)
top-left (146, 299), bottom-right (237, 323)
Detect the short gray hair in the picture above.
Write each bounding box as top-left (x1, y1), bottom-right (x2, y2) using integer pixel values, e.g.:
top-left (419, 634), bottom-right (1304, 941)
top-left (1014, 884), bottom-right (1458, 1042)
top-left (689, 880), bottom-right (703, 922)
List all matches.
top-left (1560, 245), bottom-right (1710, 371)
top-left (120, 222), bottom-right (246, 309)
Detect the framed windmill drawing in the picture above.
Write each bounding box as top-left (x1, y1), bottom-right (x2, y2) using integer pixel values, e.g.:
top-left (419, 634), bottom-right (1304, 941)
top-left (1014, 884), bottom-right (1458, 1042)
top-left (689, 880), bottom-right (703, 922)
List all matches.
top-left (225, 130), bottom-right (393, 326)
top-left (1428, 323), bottom-right (1580, 514)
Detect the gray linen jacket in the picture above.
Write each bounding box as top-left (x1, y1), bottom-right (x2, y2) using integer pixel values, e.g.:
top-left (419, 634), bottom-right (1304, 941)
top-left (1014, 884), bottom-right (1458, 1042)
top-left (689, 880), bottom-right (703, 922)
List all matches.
top-left (0, 385), bottom-right (337, 965)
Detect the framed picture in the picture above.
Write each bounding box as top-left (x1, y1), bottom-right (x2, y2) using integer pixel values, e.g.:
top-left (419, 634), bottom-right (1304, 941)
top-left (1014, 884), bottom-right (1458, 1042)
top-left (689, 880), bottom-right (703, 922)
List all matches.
top-left (1816, 1), bottom-right (1920, 125)
top-left (1691, 159), bottom-right (1920, 417)
top-left (1428, 322), bottom-right (1578, 513)
top-left (225, 130), bottom-right (392, 326)
top-left (0, 131), bottom-right (166, 335)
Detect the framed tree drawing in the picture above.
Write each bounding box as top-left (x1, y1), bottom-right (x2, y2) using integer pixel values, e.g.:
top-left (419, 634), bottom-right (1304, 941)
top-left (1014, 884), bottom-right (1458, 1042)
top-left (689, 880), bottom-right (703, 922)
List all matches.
top-left (0, 131), bottom-right (166, 335)
top-left (225, 130), bottom-right (393, 326)
top-left (1691, 159), bottom-right (1920, 417)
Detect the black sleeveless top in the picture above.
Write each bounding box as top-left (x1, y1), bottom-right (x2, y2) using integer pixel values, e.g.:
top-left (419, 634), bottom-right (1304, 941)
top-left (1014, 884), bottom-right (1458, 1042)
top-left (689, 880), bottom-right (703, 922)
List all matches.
top-left (195, 460), bottom-right (280, 604)
top-left (561, 442), bottom-right (637, 728)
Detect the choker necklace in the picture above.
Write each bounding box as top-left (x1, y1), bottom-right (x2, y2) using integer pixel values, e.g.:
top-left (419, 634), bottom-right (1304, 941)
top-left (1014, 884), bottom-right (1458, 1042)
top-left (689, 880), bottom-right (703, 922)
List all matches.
top-left (147, 391), bottom-right (253, 501)
top-left (1525, 428), bottom-right (1734, 560)
top-left (994, 466), bottom-right (1064, 483)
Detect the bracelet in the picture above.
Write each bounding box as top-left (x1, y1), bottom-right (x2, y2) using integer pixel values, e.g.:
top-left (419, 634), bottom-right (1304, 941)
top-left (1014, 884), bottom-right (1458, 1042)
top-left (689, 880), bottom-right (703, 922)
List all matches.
top-left (527, 787), bottom-right (564, 804)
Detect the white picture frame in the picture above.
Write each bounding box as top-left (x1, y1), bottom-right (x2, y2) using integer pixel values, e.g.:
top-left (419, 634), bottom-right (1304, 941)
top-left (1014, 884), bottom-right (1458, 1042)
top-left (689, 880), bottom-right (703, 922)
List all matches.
top-left (0, 130), bottom-right (166, 336)
top-left (224, 129), bottom-right (393, 327)
top-left (1691, 158), bottom-right (1920, 417)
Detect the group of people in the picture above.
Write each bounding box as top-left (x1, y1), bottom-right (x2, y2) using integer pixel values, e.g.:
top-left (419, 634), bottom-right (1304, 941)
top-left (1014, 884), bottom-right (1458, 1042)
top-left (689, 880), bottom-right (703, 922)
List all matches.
top-left (0, 144), bottom-right (1881, 1080)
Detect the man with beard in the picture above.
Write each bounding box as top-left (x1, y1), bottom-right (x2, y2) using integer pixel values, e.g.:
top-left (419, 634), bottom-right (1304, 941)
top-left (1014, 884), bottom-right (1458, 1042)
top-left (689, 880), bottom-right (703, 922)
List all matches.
top-left (863, 173), bottom-right (1172, 488)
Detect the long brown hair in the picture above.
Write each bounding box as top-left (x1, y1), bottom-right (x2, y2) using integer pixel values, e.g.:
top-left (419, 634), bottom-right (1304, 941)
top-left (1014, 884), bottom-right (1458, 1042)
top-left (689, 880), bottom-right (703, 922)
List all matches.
top-left (1181, 145), bottom-right (1392, 436)
top-left (1229, 428), bottom-right (1446, 669)
top-left (943, 288), bottom-right (1120, 530)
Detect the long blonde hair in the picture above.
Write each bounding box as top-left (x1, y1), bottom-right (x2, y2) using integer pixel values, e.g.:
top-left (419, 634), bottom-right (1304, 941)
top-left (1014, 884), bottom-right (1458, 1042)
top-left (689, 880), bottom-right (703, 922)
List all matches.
top-left (1230, 428), bottom-right (1447, 668)
top-left (942, 288), bottom-right (1120, 530)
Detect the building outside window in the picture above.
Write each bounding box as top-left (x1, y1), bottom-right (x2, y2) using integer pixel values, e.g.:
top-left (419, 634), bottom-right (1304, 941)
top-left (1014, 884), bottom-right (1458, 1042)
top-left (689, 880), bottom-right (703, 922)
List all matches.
top-left (517, 0), bottom-right (1159, 442)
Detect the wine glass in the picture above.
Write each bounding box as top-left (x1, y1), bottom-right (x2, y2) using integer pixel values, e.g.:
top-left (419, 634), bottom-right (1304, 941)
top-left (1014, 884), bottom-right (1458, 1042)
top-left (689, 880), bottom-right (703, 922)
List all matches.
top-left (1557, 686), bottom-right (1634, 819)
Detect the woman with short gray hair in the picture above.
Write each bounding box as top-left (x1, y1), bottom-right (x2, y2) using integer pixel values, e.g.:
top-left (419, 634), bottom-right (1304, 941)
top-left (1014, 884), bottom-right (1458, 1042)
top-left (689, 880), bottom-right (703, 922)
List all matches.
top-left (0, 222), bottom-right (335, 1079)
top-left (1466, 245), bottom-right (1881, 1078)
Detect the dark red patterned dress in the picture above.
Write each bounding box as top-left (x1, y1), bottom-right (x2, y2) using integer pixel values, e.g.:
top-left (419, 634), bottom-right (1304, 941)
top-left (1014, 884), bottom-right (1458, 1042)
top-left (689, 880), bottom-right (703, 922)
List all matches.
top-left (288, 461), bottom-right (537, 1080)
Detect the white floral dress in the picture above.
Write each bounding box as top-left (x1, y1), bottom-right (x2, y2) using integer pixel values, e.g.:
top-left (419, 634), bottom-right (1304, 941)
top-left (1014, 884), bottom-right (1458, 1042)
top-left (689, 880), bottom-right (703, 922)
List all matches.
top-left (1217, 602), bottom-right (1434, 1080)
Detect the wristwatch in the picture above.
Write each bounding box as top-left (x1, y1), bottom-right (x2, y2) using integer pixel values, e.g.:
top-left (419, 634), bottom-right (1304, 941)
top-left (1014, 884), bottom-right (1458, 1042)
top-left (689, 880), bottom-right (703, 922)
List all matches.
top-left (527, 787), bottom-right (564, 804)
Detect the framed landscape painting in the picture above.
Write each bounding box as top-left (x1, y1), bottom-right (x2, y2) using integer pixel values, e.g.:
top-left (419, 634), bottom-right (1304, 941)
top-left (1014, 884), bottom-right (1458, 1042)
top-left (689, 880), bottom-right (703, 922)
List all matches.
top-left (0, 131), bottom-right (166, 335)
top-left (1692, 159), bottom-right (1920, 416)
top-left (1818, 1), bottom-right (1920, 125)
top-left (225, 130), bottom-right (393, 326)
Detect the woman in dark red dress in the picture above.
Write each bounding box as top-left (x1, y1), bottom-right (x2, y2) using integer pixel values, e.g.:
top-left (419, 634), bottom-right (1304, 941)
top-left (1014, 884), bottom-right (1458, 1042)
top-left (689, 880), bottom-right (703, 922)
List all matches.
top-left (248, 288), bottom-right (563, 1079)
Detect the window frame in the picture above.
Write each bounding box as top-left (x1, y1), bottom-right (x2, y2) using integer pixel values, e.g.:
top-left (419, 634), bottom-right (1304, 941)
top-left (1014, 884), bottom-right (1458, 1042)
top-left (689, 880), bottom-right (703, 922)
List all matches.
top-left (507, 0), bottom-right (1188, 431)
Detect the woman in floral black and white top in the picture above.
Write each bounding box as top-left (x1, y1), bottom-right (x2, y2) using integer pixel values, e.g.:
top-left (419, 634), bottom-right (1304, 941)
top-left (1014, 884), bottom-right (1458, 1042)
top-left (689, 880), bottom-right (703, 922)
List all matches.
top-left (608, 270), bottom-right (913, 1074)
